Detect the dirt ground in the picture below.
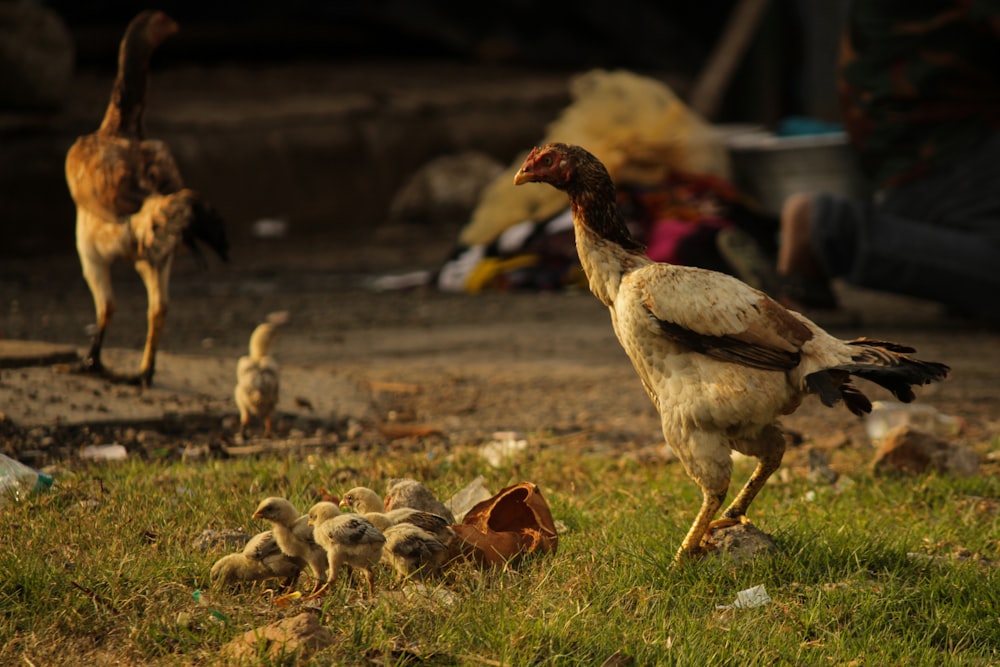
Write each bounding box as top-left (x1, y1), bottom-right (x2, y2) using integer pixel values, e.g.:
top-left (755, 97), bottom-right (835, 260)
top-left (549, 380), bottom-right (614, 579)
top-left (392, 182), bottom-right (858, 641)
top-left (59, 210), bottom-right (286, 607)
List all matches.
top-left (1, 55), bottom-right (997, 474)
top-left (1, 234), bottom-right (998, 477)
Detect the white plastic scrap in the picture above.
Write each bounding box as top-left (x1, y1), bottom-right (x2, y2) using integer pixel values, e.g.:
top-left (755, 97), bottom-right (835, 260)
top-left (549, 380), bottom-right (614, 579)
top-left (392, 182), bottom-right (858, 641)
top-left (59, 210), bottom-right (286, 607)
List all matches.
top-left (446, 475), bottom-right (493, 523)
top-left (479, 431), bottom-right (528, 468)
top-left (716, 585), bottom-right (771, 610)
top-left (80, 444), bottom-right (128, 461)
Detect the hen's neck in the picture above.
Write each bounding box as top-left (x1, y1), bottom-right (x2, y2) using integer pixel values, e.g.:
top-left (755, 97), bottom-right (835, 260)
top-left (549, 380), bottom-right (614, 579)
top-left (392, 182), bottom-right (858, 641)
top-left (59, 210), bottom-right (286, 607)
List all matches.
top-left (567, 180), bottom-right (648, 307)
top-left (98, 32), bottom-right (153, 138)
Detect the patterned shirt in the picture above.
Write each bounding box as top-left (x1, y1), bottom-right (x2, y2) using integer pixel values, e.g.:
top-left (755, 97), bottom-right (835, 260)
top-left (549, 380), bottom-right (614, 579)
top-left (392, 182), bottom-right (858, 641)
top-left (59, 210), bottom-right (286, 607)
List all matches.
top-left (837, 0), bottom-right (1000, 189)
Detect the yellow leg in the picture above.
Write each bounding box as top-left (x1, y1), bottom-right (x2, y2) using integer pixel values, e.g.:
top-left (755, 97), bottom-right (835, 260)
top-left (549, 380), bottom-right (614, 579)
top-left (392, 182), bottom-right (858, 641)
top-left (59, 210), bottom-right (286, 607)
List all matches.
top-left (721, 432), bottom-right (785, 521)
top-left (674, 488), bottom-right (727, 564)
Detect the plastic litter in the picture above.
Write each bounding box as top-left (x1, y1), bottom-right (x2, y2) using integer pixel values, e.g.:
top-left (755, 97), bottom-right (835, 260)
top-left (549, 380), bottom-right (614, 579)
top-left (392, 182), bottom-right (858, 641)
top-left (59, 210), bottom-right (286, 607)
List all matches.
top-left (251, 217), bottom-right (288, 239)
top-left (864, 401), bottom-right (964, 442)
top-left (716, 585), bottom-right (771, 610)
top-left (80, 444), bottom-right (128, 461)
top-left (0, 452), bottom-right (53, 503)
top-left (193, 589), bottom-right (231, 623)
top-left (479, 431), bottom-right (528, 468)
top-left (446, 475), bottom-right (493, 523)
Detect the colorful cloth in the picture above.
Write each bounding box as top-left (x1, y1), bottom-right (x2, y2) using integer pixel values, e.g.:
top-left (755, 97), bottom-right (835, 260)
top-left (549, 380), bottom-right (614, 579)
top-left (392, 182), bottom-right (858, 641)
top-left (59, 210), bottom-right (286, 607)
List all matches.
top-left (437, 171), bottom-right (776, 292)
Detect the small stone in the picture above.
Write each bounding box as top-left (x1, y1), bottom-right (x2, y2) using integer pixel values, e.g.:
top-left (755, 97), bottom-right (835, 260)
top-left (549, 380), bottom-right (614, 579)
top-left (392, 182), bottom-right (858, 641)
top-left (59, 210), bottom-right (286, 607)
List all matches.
top-left (872, 426), bottom-right (979, 477)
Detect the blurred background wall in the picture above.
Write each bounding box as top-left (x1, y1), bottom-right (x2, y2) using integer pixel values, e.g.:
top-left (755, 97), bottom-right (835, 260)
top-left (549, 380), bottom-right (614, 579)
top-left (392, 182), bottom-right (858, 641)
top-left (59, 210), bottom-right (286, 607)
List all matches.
top-left (0, 0), bottom-right (849, 258)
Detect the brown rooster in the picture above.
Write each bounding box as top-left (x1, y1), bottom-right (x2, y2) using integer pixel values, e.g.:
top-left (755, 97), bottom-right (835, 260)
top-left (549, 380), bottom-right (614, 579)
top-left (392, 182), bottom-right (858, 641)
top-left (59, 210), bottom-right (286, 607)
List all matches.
top-left (65, 10), bottom-right (228, 387)
top-left (513, 143), bottom-right (950, 563)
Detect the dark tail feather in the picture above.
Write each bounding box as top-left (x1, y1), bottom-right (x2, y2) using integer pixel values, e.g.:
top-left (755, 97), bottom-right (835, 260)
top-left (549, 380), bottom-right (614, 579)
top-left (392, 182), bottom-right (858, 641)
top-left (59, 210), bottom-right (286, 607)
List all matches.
top-left (183, 195), bottom-right (229, 264)
top-left (805, 371), bottom-right (874, 415)
top-left (845, 338), bottom-right (950, 403)
top-left (840, 383), bottom-right (873, 416)
top-left (807, 339), bottom-right (948, 415)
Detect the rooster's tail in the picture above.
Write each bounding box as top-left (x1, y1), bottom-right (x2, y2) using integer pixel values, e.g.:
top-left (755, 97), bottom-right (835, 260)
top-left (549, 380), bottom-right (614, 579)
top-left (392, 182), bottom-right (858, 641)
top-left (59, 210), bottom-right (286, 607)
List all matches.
top-left (182, 192), bottom-right (229, 264)
top-left (805, 337), bottom-right (950, 416)
top-left (132, 189), bottom-right (229, 266)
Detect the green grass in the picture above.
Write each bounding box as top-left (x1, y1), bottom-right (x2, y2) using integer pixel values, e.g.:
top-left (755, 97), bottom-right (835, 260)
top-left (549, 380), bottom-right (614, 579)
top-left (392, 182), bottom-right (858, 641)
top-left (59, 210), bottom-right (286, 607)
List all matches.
top-left (2, 445), bottom-right (998, 666)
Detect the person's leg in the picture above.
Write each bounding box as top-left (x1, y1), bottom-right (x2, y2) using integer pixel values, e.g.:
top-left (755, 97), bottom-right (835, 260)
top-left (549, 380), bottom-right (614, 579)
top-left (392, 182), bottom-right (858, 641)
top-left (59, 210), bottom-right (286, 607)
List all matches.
top-left (796, 190), bottom-right (1000, 316)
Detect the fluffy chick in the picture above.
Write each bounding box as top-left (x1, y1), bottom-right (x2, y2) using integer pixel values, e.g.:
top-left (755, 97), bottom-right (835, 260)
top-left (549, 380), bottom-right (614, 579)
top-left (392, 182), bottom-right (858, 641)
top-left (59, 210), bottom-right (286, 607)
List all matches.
top-left (210, 529), bottom-right (304, 589)
top-left (341, 486), bottom-right (456, 547)
top-left (234, 313), bottom-right (288, 439)
top-left (382, 523), bottom-right (450, 581)
top-left (306, 502), bottom-right (385, 598)
top-left (384, 478), bottom-right (456, 523)
top-left (340, 486), bottom-right (386, 514)
top-left (252, 497), bottom-right (327, 593)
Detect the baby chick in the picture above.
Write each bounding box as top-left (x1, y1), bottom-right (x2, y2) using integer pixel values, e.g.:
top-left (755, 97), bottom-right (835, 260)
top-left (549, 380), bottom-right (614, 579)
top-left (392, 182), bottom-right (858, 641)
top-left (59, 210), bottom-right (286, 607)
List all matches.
top-left (340, 486), bottom-right (386, 514)
top-left (306, 501), bottom-right (385, 598)
top-left (210, 529), bottom-right (304, 589)
top-left (341, 486), bottom-right (456, 545)
top-left (384, 478), bottom-right (456, 523)
top-left (382, 522), bottom-right (450, 581)
top-left (252, 497), bottom-right (328, 594)
top-left (234, 311), bottom-right (288, 439)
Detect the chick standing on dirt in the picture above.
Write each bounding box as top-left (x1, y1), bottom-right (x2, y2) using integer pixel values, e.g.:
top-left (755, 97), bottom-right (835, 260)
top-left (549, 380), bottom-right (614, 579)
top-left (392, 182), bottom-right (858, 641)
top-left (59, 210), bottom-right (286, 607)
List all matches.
top-left (234, 311), bottom-right (288, 439)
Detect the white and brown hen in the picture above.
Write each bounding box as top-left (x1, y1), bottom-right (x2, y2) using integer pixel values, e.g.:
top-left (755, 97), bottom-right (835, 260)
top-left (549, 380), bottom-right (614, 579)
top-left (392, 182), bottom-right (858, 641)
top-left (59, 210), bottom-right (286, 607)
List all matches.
top-left (65, 10), bottom-right (228, 387)
top-left (514, 143), bottom-right (950, 563)
top-left (252, 497), bottom-right (328, 593)
top-left (306, 501), bottom-right (386, 598)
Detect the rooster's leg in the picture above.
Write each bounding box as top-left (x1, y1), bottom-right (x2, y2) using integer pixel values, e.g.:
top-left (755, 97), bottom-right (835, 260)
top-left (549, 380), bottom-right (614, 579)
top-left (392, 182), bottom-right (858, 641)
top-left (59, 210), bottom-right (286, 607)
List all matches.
top-left (720, 427), bottom-right (785, 522)
top-left (133, 259), bottom-right (171, 387)
top-left (78, 253), bottom-right (115, 376)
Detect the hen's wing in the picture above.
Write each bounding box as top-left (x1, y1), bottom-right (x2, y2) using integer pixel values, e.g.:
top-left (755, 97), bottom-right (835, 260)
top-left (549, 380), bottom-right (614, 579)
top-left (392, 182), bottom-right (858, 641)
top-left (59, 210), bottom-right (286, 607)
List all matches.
top-left (631, 263), bottom-right (814, 371)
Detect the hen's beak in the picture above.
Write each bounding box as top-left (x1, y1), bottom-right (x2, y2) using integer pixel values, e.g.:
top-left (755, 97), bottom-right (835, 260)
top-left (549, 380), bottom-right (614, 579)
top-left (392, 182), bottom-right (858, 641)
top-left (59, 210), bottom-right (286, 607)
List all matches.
top-left (513, 167), bottom-right (532, 185)
top-left (251, 511), bottom-right (263, 519)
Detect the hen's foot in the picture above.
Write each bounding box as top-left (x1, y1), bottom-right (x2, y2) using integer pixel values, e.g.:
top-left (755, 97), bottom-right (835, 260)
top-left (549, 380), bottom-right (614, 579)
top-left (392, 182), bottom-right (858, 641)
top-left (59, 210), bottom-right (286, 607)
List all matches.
top-left (698, 516), bottom-right (752, 552)
top-left (74, 357), bottom-right (105, 376)
top-left (672, 545), bottom-right (708, 566)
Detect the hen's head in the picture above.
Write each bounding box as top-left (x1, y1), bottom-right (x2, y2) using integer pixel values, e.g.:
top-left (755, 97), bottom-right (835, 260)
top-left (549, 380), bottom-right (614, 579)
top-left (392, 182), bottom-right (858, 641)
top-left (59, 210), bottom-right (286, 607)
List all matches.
top-left (513, 143), bottom-right (578, 189)
top-left (126, 10), bottom-right (179, 49)
top-left (514, 142), bottom-right (611, 196)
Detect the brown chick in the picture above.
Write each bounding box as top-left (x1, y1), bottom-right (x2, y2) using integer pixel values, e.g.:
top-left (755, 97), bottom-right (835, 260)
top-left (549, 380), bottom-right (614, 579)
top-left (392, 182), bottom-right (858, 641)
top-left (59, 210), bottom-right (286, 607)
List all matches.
top-left (306, 502), bottom-right (385, 598)
top-left (210, 529), bottom-right (304, 589)
top-left (252, 497), bottom-right (328, 593)
top-left (382, 523), bottom-right (450, 581)
top-left (235, 319), bottom-right (283, 439)
top-left (384, 478), bottom-right (456, 524)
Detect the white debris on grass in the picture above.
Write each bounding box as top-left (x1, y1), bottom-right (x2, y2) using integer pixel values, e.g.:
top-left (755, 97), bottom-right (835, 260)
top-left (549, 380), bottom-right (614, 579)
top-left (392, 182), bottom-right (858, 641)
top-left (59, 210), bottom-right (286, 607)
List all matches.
top-left (716, 585), bottom-right (771, 610)
top-left (479, 431), bottom-right (529, 468)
